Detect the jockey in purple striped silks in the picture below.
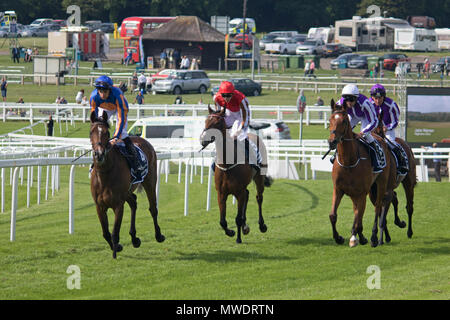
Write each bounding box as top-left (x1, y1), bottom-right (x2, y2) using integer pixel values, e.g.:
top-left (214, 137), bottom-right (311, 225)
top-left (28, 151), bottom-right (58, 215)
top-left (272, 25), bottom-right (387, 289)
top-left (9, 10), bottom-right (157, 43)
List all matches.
top-left (370, 84), bottom-right (409, 174)
top-left (336, 84), bottom-right (385, 173)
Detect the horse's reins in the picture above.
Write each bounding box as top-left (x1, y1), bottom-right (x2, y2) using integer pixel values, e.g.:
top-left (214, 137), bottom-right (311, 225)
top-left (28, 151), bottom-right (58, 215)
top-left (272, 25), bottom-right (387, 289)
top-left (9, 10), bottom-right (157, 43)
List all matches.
top-left (72, 124), bottom-right (114, 162)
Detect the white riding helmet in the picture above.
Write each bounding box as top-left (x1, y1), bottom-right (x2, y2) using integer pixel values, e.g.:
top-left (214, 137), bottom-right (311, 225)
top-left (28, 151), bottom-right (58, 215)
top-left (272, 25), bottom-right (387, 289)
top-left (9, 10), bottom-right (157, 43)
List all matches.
top-left (342, 84), bottom-right (359, 97)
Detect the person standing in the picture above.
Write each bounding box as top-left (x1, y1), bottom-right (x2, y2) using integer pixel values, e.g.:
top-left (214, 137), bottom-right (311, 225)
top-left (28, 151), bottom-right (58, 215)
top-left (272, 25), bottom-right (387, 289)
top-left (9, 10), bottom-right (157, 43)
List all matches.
top-left (131, 72), bottom-right (138, 92)
top-left (304, 60), bottom-right (310, 77)
top-left (75, 89), bottom-right (85, 104)
top-left (134, 90), bottom-right (145, 117)
top-left (309, 60), bottom-right (316, 78)
top-left (138, 72), bottom-right (147, 93)
top-left (160, 50), bottom-right (167, 69)
top-left (47, 115), bottom-right (54, 136)
top-left (431, 143), bottom-right (442, 182)
top-left (1, 77), bottom-right (7, 102)
top-left (424, 58), bottom-right (431, 79)
top-left (12, 46), bottom-right (20, 63)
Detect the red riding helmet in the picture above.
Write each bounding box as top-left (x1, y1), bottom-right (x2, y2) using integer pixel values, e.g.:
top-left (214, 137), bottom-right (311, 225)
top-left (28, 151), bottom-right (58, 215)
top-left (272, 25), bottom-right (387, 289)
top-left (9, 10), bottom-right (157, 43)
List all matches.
top-left (218, 81), bottom-right (235, 94)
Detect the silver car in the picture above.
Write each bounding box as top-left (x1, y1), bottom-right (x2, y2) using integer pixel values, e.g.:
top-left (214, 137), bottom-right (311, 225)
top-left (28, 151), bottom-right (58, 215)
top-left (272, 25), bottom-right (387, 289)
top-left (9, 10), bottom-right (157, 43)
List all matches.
top-left (151, 70), bottom-right (210, 95)
top-left (295, 38), bottom-right (325, 55)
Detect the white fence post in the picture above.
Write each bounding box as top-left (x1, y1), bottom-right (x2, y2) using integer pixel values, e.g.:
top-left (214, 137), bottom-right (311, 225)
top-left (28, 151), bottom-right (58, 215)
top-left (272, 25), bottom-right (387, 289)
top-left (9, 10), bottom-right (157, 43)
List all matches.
top-left (69, 165), bottom-right (75, 234)
top-left (10, 167), bottom-right (20, 242)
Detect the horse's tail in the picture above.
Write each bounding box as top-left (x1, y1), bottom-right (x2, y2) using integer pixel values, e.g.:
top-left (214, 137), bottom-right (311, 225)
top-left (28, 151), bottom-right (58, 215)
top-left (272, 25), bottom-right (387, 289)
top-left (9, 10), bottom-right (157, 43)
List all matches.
top-left (264, 176), bottom-right (274, 187)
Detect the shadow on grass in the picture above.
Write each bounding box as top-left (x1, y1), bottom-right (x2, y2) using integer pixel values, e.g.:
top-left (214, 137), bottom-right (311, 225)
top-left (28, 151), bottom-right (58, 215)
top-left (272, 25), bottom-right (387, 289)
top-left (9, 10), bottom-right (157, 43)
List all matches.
top-left (172, 249), bottom-right (293, 263)
top-left (270, 182), bottom-right (320, 219)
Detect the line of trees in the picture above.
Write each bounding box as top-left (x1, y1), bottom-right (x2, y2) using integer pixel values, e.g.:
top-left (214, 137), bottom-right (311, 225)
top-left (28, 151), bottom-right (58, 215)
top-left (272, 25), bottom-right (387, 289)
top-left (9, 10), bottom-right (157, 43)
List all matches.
top-left (1, 0), bottom-right (449, 32)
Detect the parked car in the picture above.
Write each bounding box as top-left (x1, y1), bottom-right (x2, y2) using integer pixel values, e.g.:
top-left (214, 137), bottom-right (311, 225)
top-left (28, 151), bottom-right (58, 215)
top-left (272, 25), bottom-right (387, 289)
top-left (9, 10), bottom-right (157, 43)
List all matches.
top-left (380, 53), bottom-right (410, 71)
top-left (249, 119), bottom-right (291, 140)
top-left (151, 70), bottom-right (210, 95)
top-left (211, 78), bottom-right (262, 97)
top-left (85, 20), bottom-right (102, 31)
top-left (432, 56), bottom-right (450, 73)
top-left (150, 69), bottom-right (176, 84)
top-left (330, 53), bottom-right (360, 69)
top-left (291, 34), bottom-right (308, 45)
top-left (233, 33), bottom-right (253, 49)
top-left (347, 54), bottom-right (377, 69)
top-left (295, 38), bottom-right (325, 55)
top-left (265, 37), bottom-right (298, 54)
top-left (50, 20), bottom-right (67, 28)
top-left (322, 43), bottom-right (352, 57)
top-left (259, 34), bottom-right (278, 50)
top-left (21, 24), bottom-right (60, 37)
top-left (29, 18), bottom-right (53, 28)
top-left (0, 24), bottom-right (27, 38)
top-left (96, 22), bottom-right (115, 33)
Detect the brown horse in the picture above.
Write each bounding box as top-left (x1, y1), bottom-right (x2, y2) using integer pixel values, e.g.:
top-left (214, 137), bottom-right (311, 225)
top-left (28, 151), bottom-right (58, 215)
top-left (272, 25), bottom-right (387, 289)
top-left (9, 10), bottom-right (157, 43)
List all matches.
top-left (90, 112), bottom-right (165, 258)
top-left (199, 106), bottom-right (272, 243)
top-left (328, 100), bottom-right (395, 247)
top-left (372, 111), bottom-right (417, 240)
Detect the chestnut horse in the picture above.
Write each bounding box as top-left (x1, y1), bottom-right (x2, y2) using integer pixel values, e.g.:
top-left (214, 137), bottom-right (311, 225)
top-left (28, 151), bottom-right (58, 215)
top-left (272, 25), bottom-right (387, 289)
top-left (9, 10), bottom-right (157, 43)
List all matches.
top-left (200, 106), bottom-right (272, 243)
top-left (327, 100), bottom-right (395, 247)
top-left (372, 111), bottom-right (417, 240)
top-left (90, 112), bottom-right (165, 258)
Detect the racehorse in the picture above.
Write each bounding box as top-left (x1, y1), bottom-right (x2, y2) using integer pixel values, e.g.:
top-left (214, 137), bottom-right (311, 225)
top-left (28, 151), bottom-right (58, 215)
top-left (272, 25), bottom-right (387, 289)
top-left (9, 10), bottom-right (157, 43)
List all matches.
top-left (372, 111), bottom-right (417, 240)
top-left (89, 111), bottom-right (165, 258)
top-left (199, 105), bottom-right (272, 244)
top-left (327, 99), bottom-right (395, 247)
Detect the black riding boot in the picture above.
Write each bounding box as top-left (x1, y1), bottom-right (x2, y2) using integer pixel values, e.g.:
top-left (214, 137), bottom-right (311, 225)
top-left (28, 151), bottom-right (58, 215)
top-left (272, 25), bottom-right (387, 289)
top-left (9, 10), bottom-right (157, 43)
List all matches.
top-left (124, 137), bottom-right (140, 179)
top-left (369, 141), bottom-right (384, 173)
top-left (393, 145), bottom-right (409, 174)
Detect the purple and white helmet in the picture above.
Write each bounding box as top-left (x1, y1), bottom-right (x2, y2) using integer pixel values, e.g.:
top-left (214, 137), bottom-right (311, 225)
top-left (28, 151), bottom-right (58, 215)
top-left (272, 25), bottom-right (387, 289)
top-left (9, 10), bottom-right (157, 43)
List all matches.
top-left (370, 84), bottom-right (386, 97)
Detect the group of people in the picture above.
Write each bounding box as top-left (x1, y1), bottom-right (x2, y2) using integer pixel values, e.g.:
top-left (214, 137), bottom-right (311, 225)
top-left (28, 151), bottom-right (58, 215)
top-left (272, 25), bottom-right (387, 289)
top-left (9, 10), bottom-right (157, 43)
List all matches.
top-left (11, 47), bottom-right (37, 63)
top-left (304, 59), bottom-right (316, 78)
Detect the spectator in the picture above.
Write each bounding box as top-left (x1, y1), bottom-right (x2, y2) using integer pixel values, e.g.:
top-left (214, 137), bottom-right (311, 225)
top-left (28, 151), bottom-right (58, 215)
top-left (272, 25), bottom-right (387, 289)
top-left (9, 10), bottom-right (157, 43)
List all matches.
top-left (47, 115), bottom-right (54, 136)
top-left (138, 72), bottom-right (147, 93)
top-left (189, 58), bottom-right (199, 70)
top-left (55, 96), bottom-right (61, 104)
top-left (146, 74), bottom-right (152, 92)
top-left (180, 55), bottom-right (190, 69)
top-left (424, 58), bottom-right (431, 79)
top-left (304, 60), bottom-right (310, 77)
top-left (12, 46), bottom-right (20, 63)
top-left (17, 97), bottom-right (24, 103)
top-left (75, 89), bottom-right (85, 104)
top-left (174, 95), bottom-right (183, 104)
top-left (315, 96), bottom-right (325, 119)
top-left (160, 50), bottom-right (167, 69)
top-left (134, 90), bottom-right (145, 116)
top-left (173, 49), bottom-right (181, 70)
top-left (421, 143), bottom-right (442, 182)
top-left (395, 64), bottom-right (402, 78)
top-left (26, 48), bottom-right (33, 62)
top-left (81, 96), bottom-right (88, 106)
top-left (309, 60), bottom-right (316, 78)
top-left (373, 62), bottom-right (380, 78)
top-left (124, 50), bottom-right (133, 66)
top-left (1, 76), bottom-right (7, 102)
top-left (131, 72), bottom-right (138, 92)
top-left (60, 97), bottom-right (68, 104)
top-left (445, 58), bottom-right (450, 77)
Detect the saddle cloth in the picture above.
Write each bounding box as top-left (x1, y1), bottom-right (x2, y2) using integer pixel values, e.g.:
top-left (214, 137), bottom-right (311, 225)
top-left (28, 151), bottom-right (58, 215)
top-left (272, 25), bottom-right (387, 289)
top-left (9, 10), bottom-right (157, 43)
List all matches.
top-left (358, 138), bottom-right (387, 170)
top-left (116, 143), bottom-right (149, 184)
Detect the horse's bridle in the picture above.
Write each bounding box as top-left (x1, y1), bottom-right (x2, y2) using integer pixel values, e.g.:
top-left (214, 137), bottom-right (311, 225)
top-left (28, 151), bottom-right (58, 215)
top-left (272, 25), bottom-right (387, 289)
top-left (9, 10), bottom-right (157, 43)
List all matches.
top-left (90, 122), bottom-right (113, 159)
top-left (200, 113), bottom-right (226, 149)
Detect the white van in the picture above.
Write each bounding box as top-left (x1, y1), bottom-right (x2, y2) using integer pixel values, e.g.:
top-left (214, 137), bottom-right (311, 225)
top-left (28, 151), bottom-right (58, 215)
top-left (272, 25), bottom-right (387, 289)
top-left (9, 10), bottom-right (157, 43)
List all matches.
top-left (395, 27), bottom-right (438, 51)
top-left (128, 116), bottom-right (205, 139)
top-left (229, 18), bottom-right (256, 35)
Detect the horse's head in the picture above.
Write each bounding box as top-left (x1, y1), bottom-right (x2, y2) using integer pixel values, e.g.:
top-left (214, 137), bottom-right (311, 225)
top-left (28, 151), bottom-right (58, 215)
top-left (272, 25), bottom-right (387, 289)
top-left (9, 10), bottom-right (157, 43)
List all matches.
top-left (199, 104), bottom-right (226, 148)
top-left (328, 99), bottom-right (352, 150)
top-left (90, 111), bottom-right (111, 164)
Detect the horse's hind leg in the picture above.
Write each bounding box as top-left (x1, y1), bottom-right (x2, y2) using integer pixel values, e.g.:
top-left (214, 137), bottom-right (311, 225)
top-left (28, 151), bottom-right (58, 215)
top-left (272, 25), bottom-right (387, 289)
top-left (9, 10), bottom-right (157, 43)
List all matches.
top-left (143, 177), bottom-right (165, 243)
top-left (127, 193), bottom-right (141, 248)
top-left (242, 189), bottom-right (250, 235)
top-left (402, 178), bottom-right (415, 238)
top-left (254, 175), bottom-right (267, 233)
top-left (392, 191), bottom-right (406, 228)
top-left (96, 205), bottom-right (114, 251)
top-left (235, 189), bottom-right (249, 244)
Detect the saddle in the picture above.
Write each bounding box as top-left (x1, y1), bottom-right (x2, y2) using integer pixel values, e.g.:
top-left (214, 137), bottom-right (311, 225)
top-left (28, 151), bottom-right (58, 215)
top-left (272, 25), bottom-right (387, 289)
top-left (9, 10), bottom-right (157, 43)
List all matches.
top-left (116, 143), bottom-right (149, 184)
top-left (358, 138), bottom-right (387, 172)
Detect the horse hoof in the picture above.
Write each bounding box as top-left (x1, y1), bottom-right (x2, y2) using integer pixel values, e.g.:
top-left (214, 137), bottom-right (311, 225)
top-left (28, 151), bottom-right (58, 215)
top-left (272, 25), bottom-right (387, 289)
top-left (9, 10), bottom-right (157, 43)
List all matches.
top-left (156, 234), bottom-right (165, 243)
top-left (407, 230), bottom-right (413, 238)
top-left (259, 224), bottom-right (267, 233)
top-left (385, 235), bottom-right (391, 243)
top-left (371, 241), bottom-right (378, 248)
top-left (132, 237), bottom-right (141, 248)
top-left (335, 236), bottom-right (345, 245)
top-left (395, 220), bottom-right (406, 228)
top-left (360, 237), bottom-right (368, 245)
top-left (378, 240), bottom-right (384, 246)
top-left (243, 225), bottom-right (250, 235)
top-left (349, 236), bottom-right (359, 248)
top-left (236, 238), bottom-right (242, 244)
top-left (226, 229), bottom-right (235, 237)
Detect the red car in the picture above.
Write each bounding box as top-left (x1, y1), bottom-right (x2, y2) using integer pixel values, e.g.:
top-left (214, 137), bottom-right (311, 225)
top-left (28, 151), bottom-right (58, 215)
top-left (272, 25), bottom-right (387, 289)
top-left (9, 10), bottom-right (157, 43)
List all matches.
top-left (381, 53), bottom-right (410, 70)
top-left (232, 34), bottom-right (253, 49)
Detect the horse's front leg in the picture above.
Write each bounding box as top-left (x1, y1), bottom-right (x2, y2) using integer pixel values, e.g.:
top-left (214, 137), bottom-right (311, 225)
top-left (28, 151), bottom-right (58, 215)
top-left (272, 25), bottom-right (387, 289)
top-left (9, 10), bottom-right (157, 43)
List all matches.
top-left (218, 192), bottom-right (234, 237)
top-left (111, 204), bottom-right (124, 259)
top-left (329, 187), bottom-right (344, 245)
top-left (349, 194), bottom-right (367, 247)
top-left (392, 191), bottom-right (406, 228)
top-left (378, 192), bottom-right (393, 246)
top-left (96, 204), bottom-right (113, 251)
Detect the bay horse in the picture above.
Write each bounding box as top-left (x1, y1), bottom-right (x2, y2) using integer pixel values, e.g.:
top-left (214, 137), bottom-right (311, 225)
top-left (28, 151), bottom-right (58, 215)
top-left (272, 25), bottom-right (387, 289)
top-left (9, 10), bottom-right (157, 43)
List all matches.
top-left (199, 106), bottom-right (272, 243)
top-left (372, 111), bottom-right (417, 240)
top-left (90, 111), bottom-right (165, 258)
top-left (327, 99), bottom-right (395, 247)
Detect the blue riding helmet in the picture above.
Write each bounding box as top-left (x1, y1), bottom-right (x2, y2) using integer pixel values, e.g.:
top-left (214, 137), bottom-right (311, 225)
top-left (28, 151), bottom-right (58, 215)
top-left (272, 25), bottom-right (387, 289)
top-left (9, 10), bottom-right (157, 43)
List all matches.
top-left (94, 75), bottom-right (113, 90)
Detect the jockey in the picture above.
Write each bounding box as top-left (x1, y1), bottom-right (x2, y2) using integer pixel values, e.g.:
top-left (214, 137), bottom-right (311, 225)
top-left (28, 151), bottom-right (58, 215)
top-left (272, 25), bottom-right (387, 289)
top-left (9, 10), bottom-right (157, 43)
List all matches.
top-left (90, 75), bottom-right (141, 181)
top-left (336, 84), bottom-right (385, 173)
top-left (370, 84), bottom-right (409, 174)
top-left (213, 81), bottom-right (261, 168)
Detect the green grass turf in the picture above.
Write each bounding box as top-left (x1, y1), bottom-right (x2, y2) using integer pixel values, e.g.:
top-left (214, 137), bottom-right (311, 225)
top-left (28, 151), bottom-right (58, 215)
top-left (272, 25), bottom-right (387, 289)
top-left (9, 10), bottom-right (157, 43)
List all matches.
top-left (0, 166), bottom-right (448, 300)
